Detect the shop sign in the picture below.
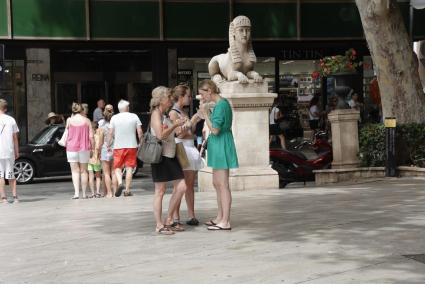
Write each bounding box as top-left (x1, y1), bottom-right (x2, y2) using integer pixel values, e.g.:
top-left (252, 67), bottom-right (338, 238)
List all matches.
top-left (281, 49), bottom-right (324, 60)
top-left (31, 73), bottom-right (49, 82)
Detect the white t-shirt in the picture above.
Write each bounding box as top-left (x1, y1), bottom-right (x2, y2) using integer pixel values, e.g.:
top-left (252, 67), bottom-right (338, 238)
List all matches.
top-left (269, 106), bottom-right (280, 125)
top-left (0, 114), bottom-right (19, 159)
top-left (309, 105), bottom-right (320, 120)
top-left (109, 112), bottom-right (142, 149)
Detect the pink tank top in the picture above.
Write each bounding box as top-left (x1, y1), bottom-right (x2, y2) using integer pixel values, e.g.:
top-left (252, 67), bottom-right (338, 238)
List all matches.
top-left (66, 124), bottom-right (91, 152)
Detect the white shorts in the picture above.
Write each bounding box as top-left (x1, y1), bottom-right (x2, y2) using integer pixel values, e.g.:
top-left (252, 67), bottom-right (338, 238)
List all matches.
top-left (67, 151), bottom-right (90, 163)
top-left (0, 158), bottom-right (15, 179)
top-left (175, 138), bottom-right (205, 171)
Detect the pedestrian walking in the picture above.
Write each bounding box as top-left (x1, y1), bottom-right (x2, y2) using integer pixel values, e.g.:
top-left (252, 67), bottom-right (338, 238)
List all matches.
top-left (88, 121), bottom-right (102, 198)
top-left (198, 80), bottom-right (238, 231)
top-left (149, 86), bottom-right (187, 235)
top-left (99, 108), bottom-right (117, 198)
top-left (93, 99), bottom-right (105, 123)
top-left (169, 84), bottom-right (204, 226)
top-left (0, 99), bottom-right (20, 204)
top-left (269, 98), bottom-right (286, 149)
top-left (66, 102), bottom-right (94, 199)
top-left (108, 100), bottom-right (143, 197)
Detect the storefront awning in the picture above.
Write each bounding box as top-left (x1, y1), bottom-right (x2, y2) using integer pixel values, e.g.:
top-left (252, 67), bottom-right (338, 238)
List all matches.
top-left (412, 0), bottom-right (425, 9)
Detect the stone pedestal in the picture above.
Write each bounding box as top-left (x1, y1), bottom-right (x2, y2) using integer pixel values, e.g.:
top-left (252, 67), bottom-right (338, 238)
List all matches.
top-left (198, 81), bottom-right (279, 191)
top-left (328, 109), bottom-right (360, 169)
top-left (26, 48), bottom-right (51, 140)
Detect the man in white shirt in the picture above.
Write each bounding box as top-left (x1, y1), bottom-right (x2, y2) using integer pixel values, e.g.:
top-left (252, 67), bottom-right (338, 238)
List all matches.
top-left (0, 99), bottom-right (19, 204)
top-left (108, 100), bottom-right (143, 197)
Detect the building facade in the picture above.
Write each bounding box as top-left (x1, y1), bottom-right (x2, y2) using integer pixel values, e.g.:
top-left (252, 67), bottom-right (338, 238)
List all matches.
top-left (0, 0), bottom-right (424, 142)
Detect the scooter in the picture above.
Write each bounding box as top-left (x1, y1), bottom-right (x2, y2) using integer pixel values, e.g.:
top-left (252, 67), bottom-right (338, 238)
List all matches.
top-left (270, 131), bottom-right (332, 188)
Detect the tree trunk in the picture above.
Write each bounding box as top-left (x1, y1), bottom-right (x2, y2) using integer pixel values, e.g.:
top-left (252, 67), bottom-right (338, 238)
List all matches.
top-left (355, 0), bottom-right (425, 123)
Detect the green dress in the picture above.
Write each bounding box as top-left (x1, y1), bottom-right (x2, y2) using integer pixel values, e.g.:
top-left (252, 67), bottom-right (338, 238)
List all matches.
top-left (207, 98), bottom-right (239, 169)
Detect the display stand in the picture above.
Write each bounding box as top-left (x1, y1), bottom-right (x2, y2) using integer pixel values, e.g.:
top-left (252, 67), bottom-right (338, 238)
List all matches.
top-left (198, 81), bottom-right (279, 191)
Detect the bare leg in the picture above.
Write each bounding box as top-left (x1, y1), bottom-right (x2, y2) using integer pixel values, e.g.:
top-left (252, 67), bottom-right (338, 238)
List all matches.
top-left (166, 179), bottom-right (186, 225)
top-left (124, 167), bottom-right (133, 193)
top-left (215, 170), bottom-right (231, 228)
top-left (111, 162), bottom-right (118, 195)
top-left (0, 178), bottom-right (6, 199)
top-left (80, 163), bottom-right (89, 198)
top-left (212, 172), bottom-right (223, 223)
top-left (88, 170), bottom-right (95, 197)
top-left (115, 168), bottom-right (123, 187)
top-left (95, 171), bottom-right (101, 195)
top-left (102, 161), bottom-right (112, 197)
top-left (69, 162), bottom-right (81, 197)
top-left (278, 134), bottom-right (286, 149)
top-left (153, 182), bottom-right (166, 229)
top-left (184, 170), bottom-right (196, 219)
top-left (10, 179), bottom-right (17, 197)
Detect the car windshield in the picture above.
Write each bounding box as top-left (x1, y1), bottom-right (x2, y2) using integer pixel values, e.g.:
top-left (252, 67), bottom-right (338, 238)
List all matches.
top-left (30, 127), bottom-right (58, 145)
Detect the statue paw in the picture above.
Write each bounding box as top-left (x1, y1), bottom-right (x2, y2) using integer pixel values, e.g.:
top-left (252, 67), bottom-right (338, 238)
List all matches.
top-left (212, 74), bottom-right (225, 84)
top-left (253, 75), bottom-right (263, 83)
top-left (237, 75), bottom-right (249, 84)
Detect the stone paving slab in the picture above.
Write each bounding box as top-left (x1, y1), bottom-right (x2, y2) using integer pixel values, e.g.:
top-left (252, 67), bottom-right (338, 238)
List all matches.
top-left (1, 178), bottom-right (425, 283)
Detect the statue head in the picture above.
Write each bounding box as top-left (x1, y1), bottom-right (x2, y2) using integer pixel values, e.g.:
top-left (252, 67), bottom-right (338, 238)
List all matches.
top-left (229, 15), bottom-right (256, 64)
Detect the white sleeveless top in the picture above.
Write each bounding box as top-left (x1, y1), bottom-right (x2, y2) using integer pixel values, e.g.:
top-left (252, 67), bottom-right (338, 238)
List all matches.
top-left (151, 116), bottom-right (176, 158)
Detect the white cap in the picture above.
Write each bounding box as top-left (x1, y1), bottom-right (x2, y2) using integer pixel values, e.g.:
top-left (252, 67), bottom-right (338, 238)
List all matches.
top-left (118, 100), bottom-right (130, 112)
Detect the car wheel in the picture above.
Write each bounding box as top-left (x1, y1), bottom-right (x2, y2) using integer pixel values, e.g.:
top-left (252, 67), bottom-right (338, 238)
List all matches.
top-left (14, 159), bottom-right (35, 184)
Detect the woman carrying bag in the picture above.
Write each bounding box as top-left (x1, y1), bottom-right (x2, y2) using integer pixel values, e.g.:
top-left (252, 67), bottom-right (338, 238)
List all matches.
top-left (149, 86), bottom-right (187, 235)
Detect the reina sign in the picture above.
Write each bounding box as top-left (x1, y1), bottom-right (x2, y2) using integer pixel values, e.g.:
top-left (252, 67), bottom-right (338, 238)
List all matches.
top-left (281, 49), bottom-right (325, 60)
top-left (31, 73), bottom-right (49, 81)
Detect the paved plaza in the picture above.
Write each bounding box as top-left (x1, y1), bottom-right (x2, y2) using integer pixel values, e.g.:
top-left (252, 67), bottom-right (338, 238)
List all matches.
top-left (1, 170), bottom-right (425, 283)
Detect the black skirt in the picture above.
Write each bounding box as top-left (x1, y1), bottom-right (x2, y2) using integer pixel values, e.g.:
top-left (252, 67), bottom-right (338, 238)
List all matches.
top-left (151, 156), bottom-right (184, 183)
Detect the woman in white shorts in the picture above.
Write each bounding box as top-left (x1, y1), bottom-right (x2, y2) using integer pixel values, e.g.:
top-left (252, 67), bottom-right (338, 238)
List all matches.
top-left (65, 103), bottom-right (94, 199)
top-left (169, 84), bottom-right (205, 226)
top-left (98, 106), bottom-right (117, 198)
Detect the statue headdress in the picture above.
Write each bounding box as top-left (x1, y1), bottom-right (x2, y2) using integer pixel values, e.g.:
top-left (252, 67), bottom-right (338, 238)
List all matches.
top-left (229, 15), bottom-right (256, 64)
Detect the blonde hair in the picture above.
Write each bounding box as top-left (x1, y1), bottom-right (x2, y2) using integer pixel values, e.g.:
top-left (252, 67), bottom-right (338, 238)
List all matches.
top-left (0, 99), bottom-right (7, 111)
top-left (103, 109), bottom-right (113, 122)
top-left (81, 103), bottom-right (89, 115)
top-left (199, 79), bottom-right (220, 94)
top-left (172, 84), bottom-right (190, 102)
top-left (71, 102), bottom-right (83, 114)
top-left (150, 86), bottom-right (171, 111)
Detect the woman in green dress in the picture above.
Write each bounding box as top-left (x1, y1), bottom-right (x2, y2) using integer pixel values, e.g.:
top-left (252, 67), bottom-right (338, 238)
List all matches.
top-left (198, 79), bottom-right (238, 231)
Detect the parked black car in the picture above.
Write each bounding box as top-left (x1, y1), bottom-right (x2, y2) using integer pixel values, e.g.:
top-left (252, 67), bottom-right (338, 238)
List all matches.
top-left (14, 125), bottom-right (142, 184)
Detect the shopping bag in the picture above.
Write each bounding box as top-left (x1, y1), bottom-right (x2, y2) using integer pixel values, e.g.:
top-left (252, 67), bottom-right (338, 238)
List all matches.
top-left (175, 142), bottom-right (190, 169)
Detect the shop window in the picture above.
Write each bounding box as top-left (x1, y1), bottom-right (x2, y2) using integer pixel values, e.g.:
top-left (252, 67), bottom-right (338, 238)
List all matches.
top-left (279, 60), bottom-right (321, 135)
top-left (0, 60), bottom-right (27, 143)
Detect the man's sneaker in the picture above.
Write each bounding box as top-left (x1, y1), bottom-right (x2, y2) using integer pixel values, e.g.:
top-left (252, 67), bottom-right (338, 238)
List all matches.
top-left (115, 184), bottom-right (125, 197)
top-left (13, 196), bottom-right (19, 203)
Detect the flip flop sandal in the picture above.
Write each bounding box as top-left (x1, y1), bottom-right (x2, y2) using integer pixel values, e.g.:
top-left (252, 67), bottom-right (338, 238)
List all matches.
top-left (207, 225), bottom-right (231, 231)
top-left (186, 218), bottom-right (199, 226)
top-left (166, 224), bottom-right (185, 232)
top-left (204, 220), bottom-right (216, 226)
top-left (156, 226), bottom-right (175, 235)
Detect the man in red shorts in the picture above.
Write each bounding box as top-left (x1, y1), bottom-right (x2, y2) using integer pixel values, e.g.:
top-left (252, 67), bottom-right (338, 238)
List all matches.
top-left (108, 100), bottom-right (143, 197)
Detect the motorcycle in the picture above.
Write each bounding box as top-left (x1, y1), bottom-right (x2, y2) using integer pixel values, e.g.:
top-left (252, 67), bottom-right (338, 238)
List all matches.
top-left (270, 131), bottom-right (332, 188)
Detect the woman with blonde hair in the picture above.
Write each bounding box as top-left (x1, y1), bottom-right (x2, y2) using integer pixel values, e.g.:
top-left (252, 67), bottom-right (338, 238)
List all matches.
top-left (198, 80), bottom-right (238, 230)
top-left (150, 86), bottom-right (187, 235)
top-left (66, 102), bottom-right (94, 199)
top-left (169, 84), bottom-right (204, 226)
top-left (99, 107), bottom-right (117, 198)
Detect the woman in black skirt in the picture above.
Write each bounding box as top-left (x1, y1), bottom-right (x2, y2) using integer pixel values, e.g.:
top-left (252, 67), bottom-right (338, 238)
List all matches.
top-left (150, 86), bottom-right (187, 235)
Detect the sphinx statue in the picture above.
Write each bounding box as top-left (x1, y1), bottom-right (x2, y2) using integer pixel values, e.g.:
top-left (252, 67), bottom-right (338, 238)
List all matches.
top-left (208, 15), bottom-right (263, 84)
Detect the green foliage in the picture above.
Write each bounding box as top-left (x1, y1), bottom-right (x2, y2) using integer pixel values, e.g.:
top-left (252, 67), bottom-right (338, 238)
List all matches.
top-left (359, 123), bottom-right (425, 167)
top-left (359, 124), bottom-right (386, 166)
